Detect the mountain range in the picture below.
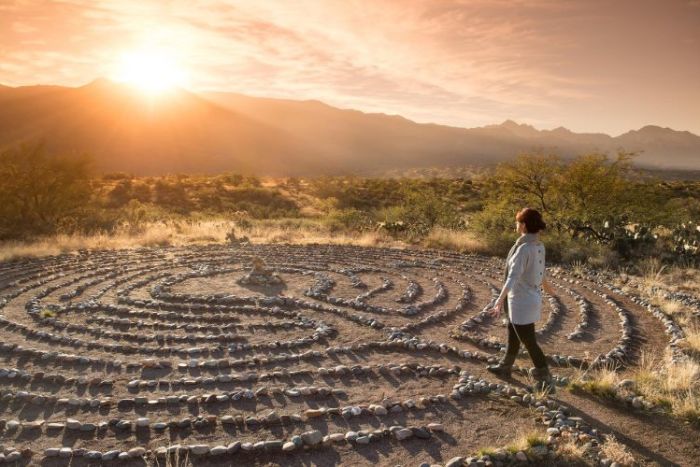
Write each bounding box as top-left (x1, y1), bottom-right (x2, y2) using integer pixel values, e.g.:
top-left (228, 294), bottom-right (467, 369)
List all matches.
top-left (0, 79), bottom-right (698, 175)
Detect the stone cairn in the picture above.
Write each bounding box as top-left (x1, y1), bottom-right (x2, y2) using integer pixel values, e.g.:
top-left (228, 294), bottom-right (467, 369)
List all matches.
top-left (236, 256), bottom-right (284, 286)
top-left (0, 243), bottom-right (690, 466)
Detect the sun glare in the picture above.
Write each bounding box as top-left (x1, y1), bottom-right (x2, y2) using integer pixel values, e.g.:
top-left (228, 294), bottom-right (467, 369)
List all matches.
top-left (113, 47), bottom-right (189, 94)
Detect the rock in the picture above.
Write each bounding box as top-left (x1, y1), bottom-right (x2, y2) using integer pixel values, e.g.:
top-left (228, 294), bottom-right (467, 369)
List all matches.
top-left (128, 447), bottom-right (146, 457)
top-left (412, 427), bottom-right (431, 439)
top-left (515, 451), bottom-right (528, 462)
top-left (45, 448), bottom-right (60, 457)
top-left (301, 429), bottom-right (323, 446)
top-left (427, 422), bottom-right (444, 432)
top-left (617, 379), bottom-right (635, 389)
top-left (59, 448), bottom-right (73, 458)
top-left (282, 442), bottom-right (296, 451)
top-left (329, 433), bottom-right (346, 442)
top-left (80, 423), bottom-right (96, 432)
top-left (305, 409), bottom-right (325, 418)
top-left (210, 446), bottom-right (227, 456)
top-left (265, 440), bottom-right (283, 450)
top-left (355, 435), bottom-right (371, 444)
top-left (6, 420), bottom-right (20, 430)
top-left (190, 445), bottom-right (210, 455)
top-left (290, 435), bottom-right (303, 447)
top-left (65, 418), bottom-right (81, 429)
top-left (395, 428), bottom-right (413, 441)
top-left (102, 450), bottom-right (120, 460)
top-left (445, 457), bottom-right (464, 467)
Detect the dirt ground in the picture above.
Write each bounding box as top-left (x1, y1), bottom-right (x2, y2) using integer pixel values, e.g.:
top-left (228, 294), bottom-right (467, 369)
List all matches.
top-left (0, 244), bottom-right (697, 466)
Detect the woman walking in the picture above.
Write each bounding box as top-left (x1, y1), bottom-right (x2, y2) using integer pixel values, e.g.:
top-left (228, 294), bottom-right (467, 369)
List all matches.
top-left (487, 207), bottom-right (556, 393)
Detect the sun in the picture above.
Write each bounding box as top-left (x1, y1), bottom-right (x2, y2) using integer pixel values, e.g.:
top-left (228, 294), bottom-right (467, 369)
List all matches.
top-left (113, 47), bottom-right (189, 94)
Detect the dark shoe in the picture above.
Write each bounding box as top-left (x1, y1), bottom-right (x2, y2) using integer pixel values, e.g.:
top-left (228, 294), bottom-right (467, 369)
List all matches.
top-left (529, 366), bottom-right (556, 394)
top-left (487, 360), bottom-right (514, 377)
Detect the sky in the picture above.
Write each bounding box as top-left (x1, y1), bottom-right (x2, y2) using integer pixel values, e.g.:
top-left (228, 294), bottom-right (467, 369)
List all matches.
top-left (1, 0), bottom-right (699, 135)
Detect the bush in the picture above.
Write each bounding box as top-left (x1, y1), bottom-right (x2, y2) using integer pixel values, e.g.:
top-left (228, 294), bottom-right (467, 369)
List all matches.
top-left (473, 152), bottom-right (680, 262)
top-left (153, 179), bottom-right (193, 214)
top-left (0, 143), bottom-right (94, 239)
top-left (324, 208), bottom-right (373, 232)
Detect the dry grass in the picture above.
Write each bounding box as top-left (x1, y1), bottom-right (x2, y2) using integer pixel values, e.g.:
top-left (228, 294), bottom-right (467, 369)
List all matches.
top-left (661, 264), bottom-right (700, 295)
top-left (637, 257), bottom-right (668, 290)
top-left (0, 220), bottom-right (497, 263)
top-left (600, 434), bottom-right (635, 466)
top-left (0, 220), bottom-right (231, 262)
top-left (421, 227), bottom-right (491, 254)
top-left (628, 259), bottom-right (700, 297)
top-left (555, 436), bottom-right (587, 460)
top-left (569, 363), bottom-right (620, 399)
top-left (504, 429), bottom-right (547, 453)
top-left (681, 323), bottom-right (700, 354)
top-left (151, 445), bottom-right (190, 467)
top-left (0, 218), bottom-right (410, 262)
top-left (571, 352), bottom-right (700, 425)
top-left (632, 353), bottom-right (700, 423)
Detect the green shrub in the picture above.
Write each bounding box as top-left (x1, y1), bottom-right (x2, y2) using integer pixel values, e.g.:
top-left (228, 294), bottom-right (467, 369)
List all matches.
top-left (324, 208), bottom-right (373, 232)
top-left (0, 143), bottom-right (94, 239)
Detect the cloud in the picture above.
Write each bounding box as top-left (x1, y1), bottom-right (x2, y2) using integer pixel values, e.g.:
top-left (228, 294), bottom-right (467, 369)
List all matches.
top-left (0, 0), bottom-right (698, 134)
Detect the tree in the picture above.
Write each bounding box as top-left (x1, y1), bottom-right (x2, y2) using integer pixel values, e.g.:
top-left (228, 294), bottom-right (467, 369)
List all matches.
top-left (484, 154), bottom-right (563, 227)
top-left (0, 143), bottom-right (93, 239)
top-left (475, 151), bottom-right (666, 250)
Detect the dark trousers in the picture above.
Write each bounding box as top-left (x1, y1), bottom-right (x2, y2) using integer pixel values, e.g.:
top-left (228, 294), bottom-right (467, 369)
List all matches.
top-left (503, 322), bottom-right (548, 368)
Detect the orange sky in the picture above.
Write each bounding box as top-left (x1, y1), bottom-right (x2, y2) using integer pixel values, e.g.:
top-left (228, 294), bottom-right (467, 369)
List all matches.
top-left (1, 0), bottom-right (699, 135)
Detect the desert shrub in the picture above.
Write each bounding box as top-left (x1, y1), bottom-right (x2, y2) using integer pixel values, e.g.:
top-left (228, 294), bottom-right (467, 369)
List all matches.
top-left (64, 206), bottom-right (122, 234)
top-left (219, 188), bottom-right (299, 218)
top-left (153, 179), bottom-right (193, 214)
top-left (0, 143), bottom-right (94, 239)
top-left (101, 172), bottom-right (133, 181)
top-left (474, 152), bottom-right (679, 262)
top-left (324, 208), bottom-right (373, 232)
top-left (106, 179), bottom-right (133, 207)
top-left (218, 172), bottom-right (245, 186)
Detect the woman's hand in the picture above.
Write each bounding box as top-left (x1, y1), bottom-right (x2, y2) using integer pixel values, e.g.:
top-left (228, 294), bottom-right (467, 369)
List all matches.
top-left (489, 297), bottom-right (505, 318)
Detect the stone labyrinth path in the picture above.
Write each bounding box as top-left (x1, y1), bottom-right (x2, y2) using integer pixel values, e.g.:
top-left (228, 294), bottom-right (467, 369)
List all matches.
top-left (0, 244), bottom-right (683, 466)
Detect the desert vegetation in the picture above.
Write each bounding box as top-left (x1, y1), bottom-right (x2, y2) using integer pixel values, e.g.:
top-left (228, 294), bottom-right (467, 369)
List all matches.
top-left (1, 143), bottom-right (698, 266)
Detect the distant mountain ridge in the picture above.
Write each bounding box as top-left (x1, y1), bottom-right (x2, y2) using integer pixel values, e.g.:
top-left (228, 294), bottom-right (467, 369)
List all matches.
top-left (0, 80), bottom-right (697, 175)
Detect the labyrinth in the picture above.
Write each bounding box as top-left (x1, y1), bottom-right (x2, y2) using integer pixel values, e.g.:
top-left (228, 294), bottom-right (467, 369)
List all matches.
top-left (0, 244), bottom-right (686, 466)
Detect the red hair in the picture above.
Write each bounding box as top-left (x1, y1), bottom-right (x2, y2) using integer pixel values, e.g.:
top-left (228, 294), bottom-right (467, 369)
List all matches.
top-left (516, 208), bottom-right (546, 233)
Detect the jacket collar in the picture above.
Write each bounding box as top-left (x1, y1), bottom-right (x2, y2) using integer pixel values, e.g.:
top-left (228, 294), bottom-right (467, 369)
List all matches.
top-left (515, 232), bottom-right (539, 246)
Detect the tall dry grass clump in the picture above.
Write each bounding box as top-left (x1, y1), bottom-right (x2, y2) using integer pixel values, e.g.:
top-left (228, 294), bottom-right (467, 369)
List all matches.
top-left (600, 435), bottom-right (635, 466)
top-left (570, 352), bottom-right (700, 425)
top-left (632, 353), bottom-right (700, 423)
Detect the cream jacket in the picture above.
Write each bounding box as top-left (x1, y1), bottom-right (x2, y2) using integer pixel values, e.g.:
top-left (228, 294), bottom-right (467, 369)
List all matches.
top-left (502, 233), bottom-right (545, 325)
